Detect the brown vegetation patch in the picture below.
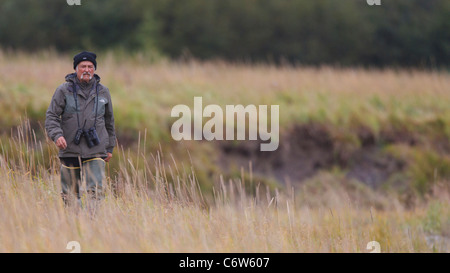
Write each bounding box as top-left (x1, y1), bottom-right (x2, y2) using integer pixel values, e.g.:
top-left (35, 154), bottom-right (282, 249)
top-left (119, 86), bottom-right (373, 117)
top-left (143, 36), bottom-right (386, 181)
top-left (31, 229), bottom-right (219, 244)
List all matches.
top-left (216, 122), bottom-right (426, 189)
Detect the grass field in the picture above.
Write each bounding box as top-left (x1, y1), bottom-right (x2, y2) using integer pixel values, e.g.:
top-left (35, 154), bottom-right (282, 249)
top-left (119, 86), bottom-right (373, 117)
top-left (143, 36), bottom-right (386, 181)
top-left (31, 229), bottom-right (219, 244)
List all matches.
top-left (0, 125), bottom-right (449, 253)
top-left (0, 51), bottom-right (449, 252)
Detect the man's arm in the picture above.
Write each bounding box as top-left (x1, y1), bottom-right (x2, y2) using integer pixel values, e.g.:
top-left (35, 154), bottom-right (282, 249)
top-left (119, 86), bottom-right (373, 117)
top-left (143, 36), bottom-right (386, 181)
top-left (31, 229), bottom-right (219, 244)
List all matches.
top-left (45, 86), bottom-right (65, 145)
top-left (104, 88), bottom-right (116, 157)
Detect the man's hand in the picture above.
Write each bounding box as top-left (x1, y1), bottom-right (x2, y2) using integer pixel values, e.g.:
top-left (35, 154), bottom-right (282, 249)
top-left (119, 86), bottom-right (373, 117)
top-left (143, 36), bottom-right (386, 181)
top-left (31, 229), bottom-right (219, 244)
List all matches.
top-left (55, 136), bottom-right (67, 150)
top-left (105, 152), bottom-right (112, 162)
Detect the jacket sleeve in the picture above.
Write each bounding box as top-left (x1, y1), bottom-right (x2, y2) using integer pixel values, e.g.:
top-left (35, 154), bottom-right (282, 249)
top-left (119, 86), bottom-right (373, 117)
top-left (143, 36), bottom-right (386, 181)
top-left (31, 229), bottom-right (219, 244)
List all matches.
top-left (45, 86), bottom-right (65, 142)
top-left (104, 88), bottom-right (116, 153)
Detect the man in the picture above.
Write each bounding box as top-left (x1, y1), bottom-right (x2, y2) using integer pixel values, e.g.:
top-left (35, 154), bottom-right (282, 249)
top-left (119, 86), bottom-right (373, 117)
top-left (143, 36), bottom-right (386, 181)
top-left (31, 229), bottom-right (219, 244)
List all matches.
top-left (45, 51), bottom-right (116, 210)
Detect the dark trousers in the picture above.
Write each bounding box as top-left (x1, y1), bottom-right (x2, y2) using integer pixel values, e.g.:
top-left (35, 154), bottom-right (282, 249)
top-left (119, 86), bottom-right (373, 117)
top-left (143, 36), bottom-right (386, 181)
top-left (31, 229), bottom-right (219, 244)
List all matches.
top-left (59, 157), bottom-right (106, 207)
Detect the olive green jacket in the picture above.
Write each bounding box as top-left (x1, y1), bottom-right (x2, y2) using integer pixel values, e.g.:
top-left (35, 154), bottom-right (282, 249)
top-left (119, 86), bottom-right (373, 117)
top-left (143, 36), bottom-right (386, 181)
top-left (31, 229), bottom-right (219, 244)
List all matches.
top-left (45, 73), bottom-right (116, 158)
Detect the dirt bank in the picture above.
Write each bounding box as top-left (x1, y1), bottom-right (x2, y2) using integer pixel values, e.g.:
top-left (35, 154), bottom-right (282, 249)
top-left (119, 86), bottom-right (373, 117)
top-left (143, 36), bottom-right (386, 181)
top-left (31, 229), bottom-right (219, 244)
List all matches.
top-left (216, 122), bottom-right (448, 190)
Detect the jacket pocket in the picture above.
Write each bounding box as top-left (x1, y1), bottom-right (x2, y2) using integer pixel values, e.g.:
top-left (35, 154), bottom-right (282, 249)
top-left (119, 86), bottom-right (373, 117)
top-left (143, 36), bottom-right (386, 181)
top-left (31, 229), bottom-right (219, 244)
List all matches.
top-left (63, 94), bottom-right (78, 116)
top-left (94, 96), bottom-right (108, 117)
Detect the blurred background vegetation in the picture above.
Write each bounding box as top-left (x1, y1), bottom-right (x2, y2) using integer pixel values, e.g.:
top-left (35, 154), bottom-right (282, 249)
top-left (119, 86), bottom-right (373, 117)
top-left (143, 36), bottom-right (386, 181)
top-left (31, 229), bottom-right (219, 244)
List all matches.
top-left (0, 0), bottom-right (449, 68)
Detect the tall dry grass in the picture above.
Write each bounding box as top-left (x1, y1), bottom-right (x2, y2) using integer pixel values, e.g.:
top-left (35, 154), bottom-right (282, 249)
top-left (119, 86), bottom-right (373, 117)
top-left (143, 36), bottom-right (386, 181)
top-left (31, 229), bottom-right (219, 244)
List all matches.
top-left (0, 121), bottom-right (448, 253)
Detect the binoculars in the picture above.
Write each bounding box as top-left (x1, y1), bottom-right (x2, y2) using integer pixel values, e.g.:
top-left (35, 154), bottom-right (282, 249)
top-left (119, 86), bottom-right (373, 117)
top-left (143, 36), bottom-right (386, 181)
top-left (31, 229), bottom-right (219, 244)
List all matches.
top-left (74, 127), bottom-right (100, 148)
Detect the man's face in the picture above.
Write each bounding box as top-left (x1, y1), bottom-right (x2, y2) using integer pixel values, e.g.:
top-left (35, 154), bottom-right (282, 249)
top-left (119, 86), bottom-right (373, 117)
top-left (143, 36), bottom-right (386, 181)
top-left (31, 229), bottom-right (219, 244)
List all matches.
top-left (76, 61), bottom-right (95, 82)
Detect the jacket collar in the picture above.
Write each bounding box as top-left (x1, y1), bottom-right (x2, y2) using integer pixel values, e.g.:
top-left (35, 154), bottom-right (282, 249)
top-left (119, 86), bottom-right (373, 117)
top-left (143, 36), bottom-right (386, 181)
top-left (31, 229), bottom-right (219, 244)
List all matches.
top-left (65, 73), bottom-right (101, 98)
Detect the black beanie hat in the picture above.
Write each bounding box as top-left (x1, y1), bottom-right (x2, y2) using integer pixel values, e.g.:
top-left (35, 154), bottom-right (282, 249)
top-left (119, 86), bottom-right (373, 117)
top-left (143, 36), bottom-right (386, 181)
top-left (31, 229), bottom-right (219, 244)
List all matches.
top-left (73, 51), bottom-right (97, 70)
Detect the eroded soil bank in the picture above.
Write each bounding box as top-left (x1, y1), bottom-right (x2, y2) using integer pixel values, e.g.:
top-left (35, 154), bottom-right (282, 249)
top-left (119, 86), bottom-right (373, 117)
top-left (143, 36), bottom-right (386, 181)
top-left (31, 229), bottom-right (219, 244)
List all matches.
top-left (216, 121), bottom-right (450, 193)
